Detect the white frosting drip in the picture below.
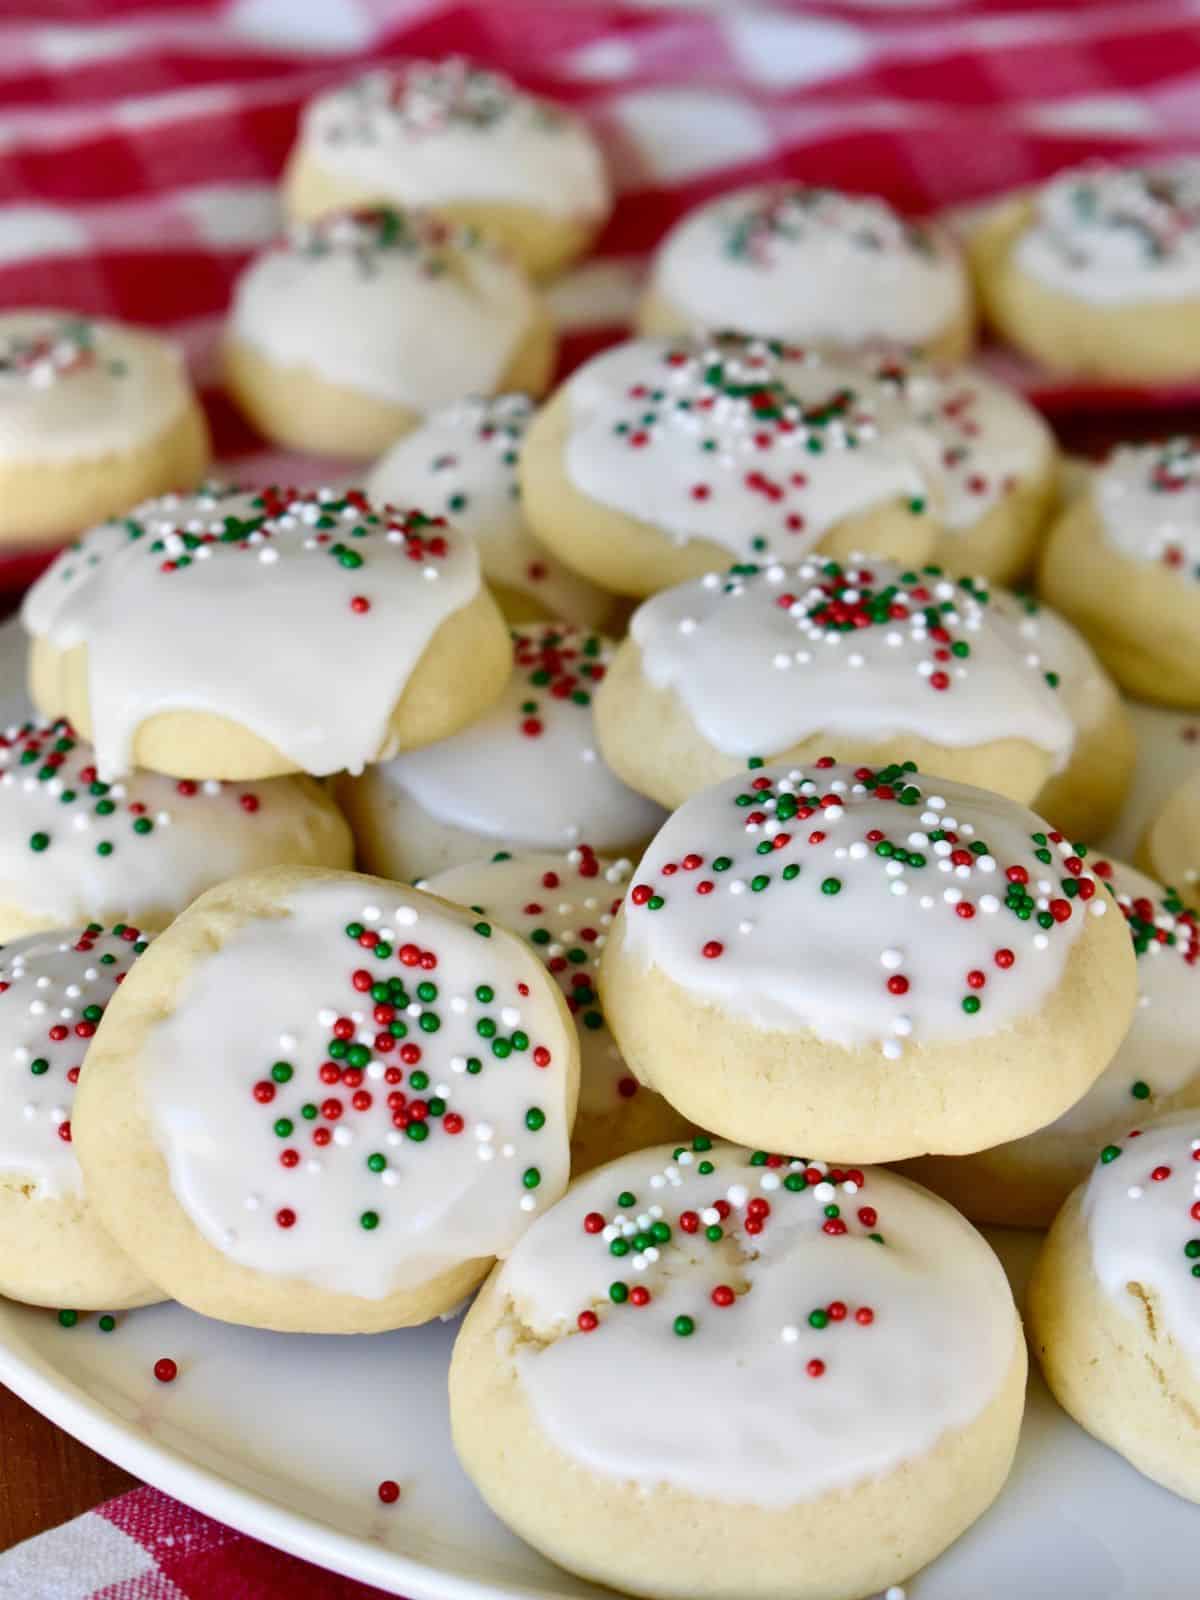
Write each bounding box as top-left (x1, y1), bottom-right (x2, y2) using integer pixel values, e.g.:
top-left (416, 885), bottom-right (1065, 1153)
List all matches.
top-left (0, 311), bottom-right (190, 463)
top-left (229, 208), bottom-right (538, 413)
top-left (0, 925), bottom-right (150, 1200)
top-left (619, 760), bottom-right (1106, 1051)
top-left (22, 485), bottom-right (482, 780)
top-left (1093, 438), bottom-right (1200, 576)
top-left (630, 557), bottom-right (1074, 764)
top-left (142, 880), bottom-right (575, 1299)
top-left (299, 61), bottom-right (609, 220)
top-left (650, 184), bottom-right (967, 348)
top-left (499, 1144), bottom-right (1018, 1504)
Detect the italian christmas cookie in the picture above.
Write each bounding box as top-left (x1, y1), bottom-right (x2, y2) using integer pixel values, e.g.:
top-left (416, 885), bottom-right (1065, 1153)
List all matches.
top-left (0, 310), bottom-right (209, 546)
top-left (1029, 1110), bottom-right (1200, 1501)
top-left (451, 1141), bottom-right (1025, 1600)
top-left (22, 484), bottom-right (511, 782)
top-left (71, 867), bottom-right (579, 1333)
top-left (638, 183), bottom-right (973, 363)
top-left (595, 557), bottom-right (1076, 812)
top-left (1139, 767), bottom-right (1200, 891)
top-left (424, 851), bottom-right (693, 1174)
top-left (1039, 437), bottom-right (1200, 705)
top-left (224, 207), bottom-right (555, 459)
top-left (365, 394), bottom-right (615, 627)
top-left (0, 717), bottom-right (352, 941)
top-left (903, 858), bottom-right (1200, 1226)
top-left (0, 924), bottom-right (161, 1310)
top-left (282, 59), bottom-right (611, 279)
top-left (338, 624), bottom-right (665, 880)
top-left (599, 761), bottom-right (1136, 1161)
top-left (518, 334), bottom-right (945, 599)
top-left (968, 160), bottom-right (1200, 381)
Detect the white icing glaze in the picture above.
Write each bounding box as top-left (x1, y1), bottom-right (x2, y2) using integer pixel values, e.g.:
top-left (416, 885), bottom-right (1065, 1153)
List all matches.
top-left (988, 591), bottom-right (1113, 752)
top-left (649, 184), bottom-right (967, 349)
top-left (229, 208), bottom-right (538, 413)
top-left (0, 311), bottom-right (191, 464)
top-left (1101, 704), bottom-right (1200, 865)
top-left (359, 624), bottom-right (665, 852)
top-left (499, 1143), bottom-right (1017, 1504)
top-left (1093, 438), bottom-right (1200, 577)
top-left (142, 879), bottom-right (575, 1299)
top-left (365, 395), bottom-right (612, 626)
top-left (619, 760), bottom-right (1107, 1053)
top-left (299, 61), bottom-right (609, 220)
top-left (1016, 161), bottom-right (1200, 305)
top-left (562, 335), bottom-right (944, 562)
top-left (630, 556), bottom-right (1074, 764)
top-left (0, 924), bottom-right (150, 1200)
top-left (22, 485), bottom-right (481, 780)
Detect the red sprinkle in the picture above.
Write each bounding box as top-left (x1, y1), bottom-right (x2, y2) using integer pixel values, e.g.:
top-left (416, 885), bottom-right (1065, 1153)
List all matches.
top-left (153, 1358), bottom-right (178, 1384)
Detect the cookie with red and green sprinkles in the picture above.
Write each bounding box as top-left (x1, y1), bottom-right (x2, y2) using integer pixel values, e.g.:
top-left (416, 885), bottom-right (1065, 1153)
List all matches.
top-left (600, 758), bottom-right (1137, 1161)
top-left (0, 716), bottom-right (353, 941)
top-left (71, 866), bottom-right (579, 1333)
top-left (0, 923), bottom-right (161, 1310)
top-left (450, 1140), bottom-right (1024, 1600)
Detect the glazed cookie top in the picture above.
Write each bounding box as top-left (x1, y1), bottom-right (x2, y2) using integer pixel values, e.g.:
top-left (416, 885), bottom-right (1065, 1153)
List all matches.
top-left (228, 207), bottom-right (539, 413)
top-left (988, 591), bottom-right (1116, 746)
top-left (1015, 160), bottom-right (1200, 304)
top-left (1091, 438), bottom-right (1200, 579)
top-left (297, 59), bottom-right (609, 219)
top-left (498, 1141), bottom-right (1017, 1504)
top-left (138, 878), bottom-right (576, 1298)
top-left (365, 395), bottom-right (612, 626)
top-left (0, 718), bottom-right (350, 930)
top-left (365, 624), bottom-right (665, 851)
top-left (618, 759), bottom-right (1108, 1055)
top-left (629, 557), bottom-right (1075, 763)
top-left (0, 311), bottom-right (192, 463)
top-left (648, 184), bottom-right (967, 348)
top-left (0, 923), bottom-right (149, 1200)
top-left (562, 335), bottom-right (942, 563)
top-left (22, 484), bottom-right (482, 779)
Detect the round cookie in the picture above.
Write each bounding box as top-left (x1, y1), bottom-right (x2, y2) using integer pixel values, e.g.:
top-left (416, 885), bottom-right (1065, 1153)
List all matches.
top-left (451, 1142), bottom-right (1025, 1600)
top-left (0, 716), bottom-right (352, 941)
top-left (1039, 437), bottom-right (1200, 706)
top-left (902, 858), bottom-right (1200, 1226)
top-left (599, 760), bottom-right (1137, 1162)
top-left (1029, 1110), bottom-right (1200, 1501)
top-left (365, 394), bottom-right (615, 627)
top-left (282, 59), bottom-right (611, 280)
top-left (518, 334), bottom-right (945, 599)
top-left (72, 867), bottom-right (580, 1334)
top-left (22, 484), bottom-right (512, 782)
top-left (224, 207), bottom-right (555, 459)
top-left (0, 923), bottom-right (161, 1310)
top-left (1139, 767), bottom-right (1200, 891)
top-left (423, 850), bottom-right (693, 1174)
top-left (339, 624), bottom-right (665, 880)
top-left (0, 310), bottom-right (209, 546)
top-left (638, 183), bottom-right (973, 363)
top-left (595, 557), bottom-right (1076, 812)
top-left (968, 160), bottom-right (1200, 381)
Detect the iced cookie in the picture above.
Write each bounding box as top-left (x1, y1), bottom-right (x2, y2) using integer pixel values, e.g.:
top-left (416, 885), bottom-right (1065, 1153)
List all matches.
top-left (1029, 1110), bottom-right (1200, 1501)
top-left (0, 924), bottom-right (161, 1310)
top-left (72, 867), bottom-right (579, 1333)
top-left (0, 717), bottom-right (352, 941)
top-left (519, 334), bottom-right (946, 599)
top-left (595, 557), bottom-right (1076, 812)
top-left (1139, 767), bottom-right (1200, 891)
top-left (23, 484), bottom-right (511, 782)
top-left (968, 160), bottom-right (1200, 381)
top-left (365, 394), bottom-right (615, 627)
top-left (0, 310), bottom-right (209, 546)
top-left (451, 1143), bottom-right (1025, 1600)
top-left (600, 761), bottom-right (1136, 1161)
top-left (1039, 438), bottom-right (1200, 705)
top-left (224, 207), bottom-right (555, 459)
top-left (903, 859), bottom-right (1200, 1226)
top-left (424, 851), bottom-right (692, 1174)
top-left (283, 59), bottom-right (611, 280)
top-left (339, 624), bottom-right (665, 880)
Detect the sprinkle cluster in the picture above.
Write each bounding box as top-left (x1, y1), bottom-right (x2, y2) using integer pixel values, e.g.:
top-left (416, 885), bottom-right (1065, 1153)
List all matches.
top-left (424, 393), bottom-right (531, 517)
top-left (513, 626), bottom-right (608, 740)
top-left (720, 186), bottom-right (936, 267)
top-left (1102, 438), bottom-right (1200, 580)
top-left (320, 59), bottom-right (559, 142)
top-left (286, 204), bottom-right (482, 278)
top-left (1096, 1128), bottom-right (1200, 1286)
top-left (0, 317), bottom-right (117, 386)
top-left (1049, 163), bottom-right (1200, 266)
